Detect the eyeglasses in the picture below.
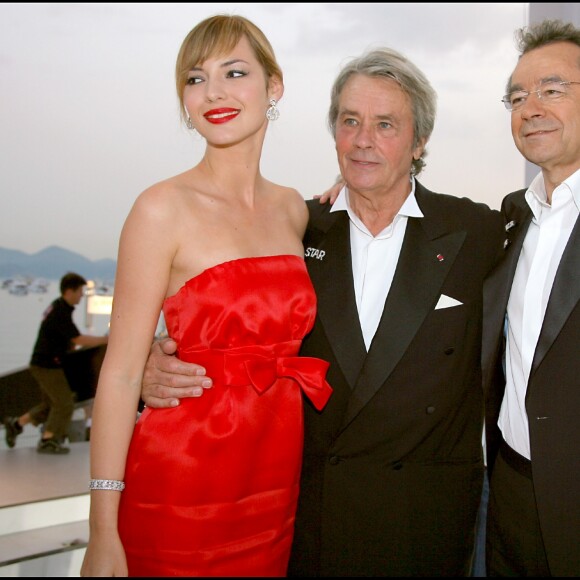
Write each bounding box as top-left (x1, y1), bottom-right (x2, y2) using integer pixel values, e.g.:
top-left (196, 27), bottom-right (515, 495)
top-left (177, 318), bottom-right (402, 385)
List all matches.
top-left (501, 80), bottom-right (580, 111)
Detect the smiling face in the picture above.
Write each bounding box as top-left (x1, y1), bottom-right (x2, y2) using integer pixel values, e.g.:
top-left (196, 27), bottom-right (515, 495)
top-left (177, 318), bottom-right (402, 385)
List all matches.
top-left (335, 74), bottom-right (425, 201)
top-left (182, 35), bottom-right (282, 147)
top-left (509, 41), bottom-right (580, 182)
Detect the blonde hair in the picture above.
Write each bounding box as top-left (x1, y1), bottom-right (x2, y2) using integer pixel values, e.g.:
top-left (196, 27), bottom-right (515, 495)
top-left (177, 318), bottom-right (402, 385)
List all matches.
top-left (175, 15), bottom-right (283, 123)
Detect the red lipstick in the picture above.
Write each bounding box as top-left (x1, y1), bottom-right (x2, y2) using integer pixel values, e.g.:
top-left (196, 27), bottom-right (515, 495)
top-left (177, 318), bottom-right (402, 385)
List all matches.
top-left (204, 108), bottom-right (240, 124)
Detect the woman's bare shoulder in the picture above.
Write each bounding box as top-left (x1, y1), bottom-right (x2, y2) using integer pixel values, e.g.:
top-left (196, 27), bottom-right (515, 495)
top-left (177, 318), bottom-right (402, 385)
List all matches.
top-left (264, 182), bottom-right (308, 233)
top-left (131, 171), bottom-right (197, 218)
top-left (266, 181), bottom-right (304, 205)
top-left (280, 184), bottom-right (307, 214)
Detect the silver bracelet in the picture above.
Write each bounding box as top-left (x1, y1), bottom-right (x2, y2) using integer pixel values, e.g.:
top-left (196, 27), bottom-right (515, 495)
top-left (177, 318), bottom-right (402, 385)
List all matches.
top-left (89, 479), bottom-right (125, 492)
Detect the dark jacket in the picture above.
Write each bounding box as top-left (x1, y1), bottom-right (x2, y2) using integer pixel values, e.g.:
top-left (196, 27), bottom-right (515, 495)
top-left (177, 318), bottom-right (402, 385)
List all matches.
top-left (30, 297), bottom-right (80, 368)
top-left (482, 189), bottom-right (580, 577)
top-left (289, 181), bottom-right (504, 576)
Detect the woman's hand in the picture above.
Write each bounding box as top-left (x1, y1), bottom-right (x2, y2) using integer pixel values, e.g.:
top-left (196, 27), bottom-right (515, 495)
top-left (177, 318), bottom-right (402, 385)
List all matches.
top-left (81, 532), bottom-right (128, 577)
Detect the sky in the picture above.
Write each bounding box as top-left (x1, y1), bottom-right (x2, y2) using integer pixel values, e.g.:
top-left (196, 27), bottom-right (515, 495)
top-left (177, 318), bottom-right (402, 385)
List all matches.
top-left (1, 3), bottom-right (530, 261)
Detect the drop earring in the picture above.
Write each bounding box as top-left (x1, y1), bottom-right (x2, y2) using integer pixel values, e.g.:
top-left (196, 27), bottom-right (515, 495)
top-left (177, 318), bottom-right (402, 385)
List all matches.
top-left (185, 108), bottom-right (195, 131)
top-left (266, 99), bottom-right (280, 121)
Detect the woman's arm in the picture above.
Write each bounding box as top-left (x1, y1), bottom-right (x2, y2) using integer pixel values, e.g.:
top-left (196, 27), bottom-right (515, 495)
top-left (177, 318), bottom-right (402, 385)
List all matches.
top-left (81, 185), bottom-right (178, 576)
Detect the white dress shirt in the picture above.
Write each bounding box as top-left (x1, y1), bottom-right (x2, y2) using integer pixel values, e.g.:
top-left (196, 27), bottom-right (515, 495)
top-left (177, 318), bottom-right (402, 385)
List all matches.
top-left (499, 168), bottom-right (580, 459)
top-left (330, 179), bottom-right (423, 350)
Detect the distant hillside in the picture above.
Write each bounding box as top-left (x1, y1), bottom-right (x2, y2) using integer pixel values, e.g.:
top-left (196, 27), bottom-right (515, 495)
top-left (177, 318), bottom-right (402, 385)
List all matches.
top-left (0, 246), bottom-right (117, 280)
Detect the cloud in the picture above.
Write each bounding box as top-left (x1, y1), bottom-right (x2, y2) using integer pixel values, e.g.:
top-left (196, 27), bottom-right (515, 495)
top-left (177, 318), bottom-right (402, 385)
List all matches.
top-left (0, 3), bottom-right (526, 260)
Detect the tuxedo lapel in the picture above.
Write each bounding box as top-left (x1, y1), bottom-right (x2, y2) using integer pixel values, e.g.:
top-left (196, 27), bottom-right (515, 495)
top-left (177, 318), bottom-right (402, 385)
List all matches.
top-left (532, 214), bottom-right (580, 373)
top-left (340, 205), bottom-right (467, 429)
top-left (482, 200), bottom-right (532, 367)
top-left (305, 209), bottom-right (367, 388)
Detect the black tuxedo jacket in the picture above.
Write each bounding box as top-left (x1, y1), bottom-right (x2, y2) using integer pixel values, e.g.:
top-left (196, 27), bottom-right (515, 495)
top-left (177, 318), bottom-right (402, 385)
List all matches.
top-left (288, 182), bottom-right (504, 576)
top-left (482, 189), bottom-right (580, 577)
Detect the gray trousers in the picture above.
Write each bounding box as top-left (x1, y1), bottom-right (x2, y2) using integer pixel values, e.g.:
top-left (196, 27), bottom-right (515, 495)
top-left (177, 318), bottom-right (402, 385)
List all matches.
top-left (28, 365), bottom-right (75, 440)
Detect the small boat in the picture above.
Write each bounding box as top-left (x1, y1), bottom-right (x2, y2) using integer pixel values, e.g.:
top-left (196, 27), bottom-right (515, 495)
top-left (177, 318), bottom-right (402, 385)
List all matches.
top-left (8, 280), bottom-right (28, 296)
top-left (28, 278), bottom-right (50, 293)
top-left (94, 283), bottom-right (114, 296)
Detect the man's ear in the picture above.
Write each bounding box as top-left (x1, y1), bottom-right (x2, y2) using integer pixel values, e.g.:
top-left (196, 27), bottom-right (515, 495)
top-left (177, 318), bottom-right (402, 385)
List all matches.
top-left (413, 137), bottom-right (428, 161)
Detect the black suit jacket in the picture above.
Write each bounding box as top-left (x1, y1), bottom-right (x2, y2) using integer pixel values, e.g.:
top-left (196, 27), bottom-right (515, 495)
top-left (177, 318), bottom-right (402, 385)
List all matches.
top-left (288, 182), bottom-right (504, 576)
top-left (482, 189), bottom-right (580, 577)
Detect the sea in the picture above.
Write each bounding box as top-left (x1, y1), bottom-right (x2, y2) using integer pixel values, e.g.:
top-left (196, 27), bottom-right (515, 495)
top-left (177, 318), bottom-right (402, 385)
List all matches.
top-left (0, 280), bottom-right (113, 375)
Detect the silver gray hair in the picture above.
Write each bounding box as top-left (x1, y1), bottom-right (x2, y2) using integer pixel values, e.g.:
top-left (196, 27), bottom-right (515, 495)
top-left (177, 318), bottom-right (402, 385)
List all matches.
top-left (328, 47), bottom-right (437, 176)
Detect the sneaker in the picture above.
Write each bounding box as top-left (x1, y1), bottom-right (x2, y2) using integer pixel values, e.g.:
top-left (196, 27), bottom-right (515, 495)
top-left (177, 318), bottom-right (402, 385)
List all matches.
top-left (3, 416), bottom-right (23, 448)
top-left (37, 437), bottom-right (70, 454)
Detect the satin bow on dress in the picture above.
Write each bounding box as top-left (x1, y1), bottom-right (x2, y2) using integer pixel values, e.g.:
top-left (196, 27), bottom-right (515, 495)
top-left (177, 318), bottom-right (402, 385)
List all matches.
top-left (181, 342), bottom-right (331, 410)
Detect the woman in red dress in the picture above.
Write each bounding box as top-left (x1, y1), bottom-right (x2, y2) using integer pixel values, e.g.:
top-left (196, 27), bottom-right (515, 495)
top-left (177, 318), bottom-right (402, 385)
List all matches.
top-left (81, 15), bottom-right (331, 577)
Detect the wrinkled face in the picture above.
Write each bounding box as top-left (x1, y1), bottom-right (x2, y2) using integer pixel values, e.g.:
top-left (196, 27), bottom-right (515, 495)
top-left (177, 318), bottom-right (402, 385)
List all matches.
top-left (334, 74), bottom-right (425, 199)
top-left (183, 35), bottom-right (281, 146)
top-left (509, 41), bottom-right (580, 178)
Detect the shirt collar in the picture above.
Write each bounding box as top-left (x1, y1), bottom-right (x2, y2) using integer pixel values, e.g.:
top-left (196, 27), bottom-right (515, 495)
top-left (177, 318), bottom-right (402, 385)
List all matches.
top-left (57, 296), bottom-right (75, 311)
top-left (330, 176), bottom-right (424, 222)
top-left (526, 167), bottom-right (580, 219)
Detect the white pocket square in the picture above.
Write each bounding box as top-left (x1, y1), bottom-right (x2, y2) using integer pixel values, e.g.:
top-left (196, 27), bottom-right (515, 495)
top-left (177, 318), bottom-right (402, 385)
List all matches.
top-left (435, 294), bottom-right (463, 310)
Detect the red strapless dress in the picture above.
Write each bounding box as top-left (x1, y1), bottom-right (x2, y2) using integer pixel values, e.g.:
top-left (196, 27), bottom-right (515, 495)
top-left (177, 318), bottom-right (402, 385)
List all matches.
top-left (118, 255), bottom-right (332, 577)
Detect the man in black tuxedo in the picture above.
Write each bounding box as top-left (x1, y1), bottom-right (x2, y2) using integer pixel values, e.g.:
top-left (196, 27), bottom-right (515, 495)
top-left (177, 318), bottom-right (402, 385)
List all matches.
top-left (482, 19), bottom-right (580, 577)
top-left (140, 48), bottom-right (504, 575)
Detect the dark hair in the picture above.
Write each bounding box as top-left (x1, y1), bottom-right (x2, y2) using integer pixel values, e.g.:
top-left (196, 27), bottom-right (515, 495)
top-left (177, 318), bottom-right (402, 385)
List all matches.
top-left (60, 272), bottom-right (87, 294)
top-left (506, 19), bottom-right (580, 94)
top-left (327, 47), bottom-right (437, 176)
top-left (515, 19), bottom-right (580, 54)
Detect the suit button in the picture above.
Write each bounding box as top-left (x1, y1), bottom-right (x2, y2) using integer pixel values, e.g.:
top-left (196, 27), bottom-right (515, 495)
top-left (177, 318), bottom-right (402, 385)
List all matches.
top-left (329, 455), bottom-right (340, 465)
top-left (426, 406), bottom-right (435, 414)
top-left (444, 347), bottom-right (454, 355)
top-left (392, 461), bottom-right (403, 471)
